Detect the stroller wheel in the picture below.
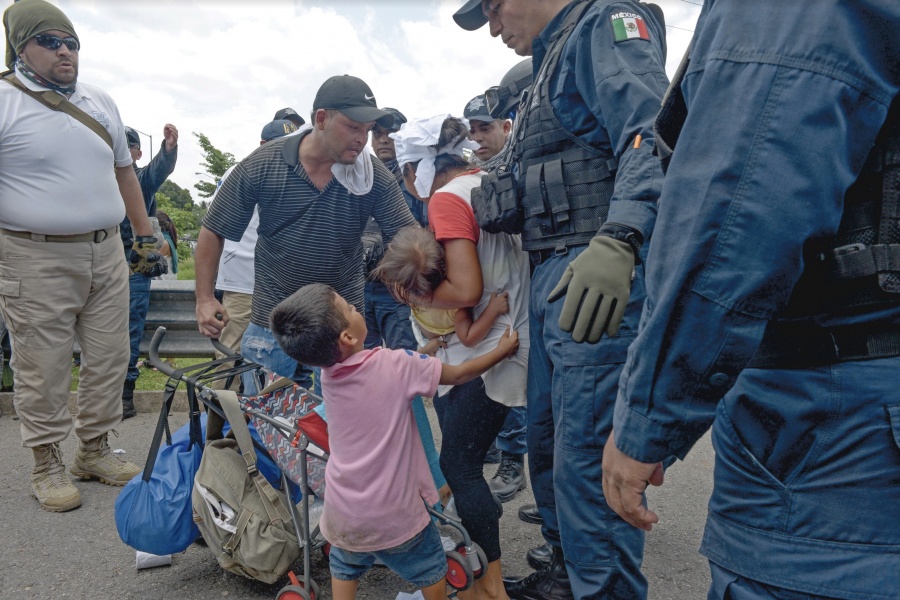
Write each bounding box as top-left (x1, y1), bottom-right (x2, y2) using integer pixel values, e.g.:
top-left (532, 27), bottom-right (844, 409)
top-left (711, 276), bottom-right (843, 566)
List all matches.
top-left (278, 575), bottom-right (320, 600)
top-left (445, 550), bottom-right (474, 591)
top-left (454, 541), bottom-right (489, 579)
top-left (275, 585), bottom-right (309, 600)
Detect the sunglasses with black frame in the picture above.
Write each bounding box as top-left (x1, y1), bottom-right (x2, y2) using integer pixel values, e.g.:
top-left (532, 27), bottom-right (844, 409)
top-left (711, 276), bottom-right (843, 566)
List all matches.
top-left (33, 33), bottom-right (79, 52)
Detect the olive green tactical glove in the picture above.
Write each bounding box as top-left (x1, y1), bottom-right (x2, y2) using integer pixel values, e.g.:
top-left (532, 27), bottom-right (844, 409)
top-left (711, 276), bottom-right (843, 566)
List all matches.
top-left (129, 236), bottom-right (162, 276)
top-left (547, 236), bottom-right (635, 343)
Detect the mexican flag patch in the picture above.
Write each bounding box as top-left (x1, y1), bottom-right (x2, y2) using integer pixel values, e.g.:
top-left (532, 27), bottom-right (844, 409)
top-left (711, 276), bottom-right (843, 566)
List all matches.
top-left (611, 12), bottom-right (649, 42)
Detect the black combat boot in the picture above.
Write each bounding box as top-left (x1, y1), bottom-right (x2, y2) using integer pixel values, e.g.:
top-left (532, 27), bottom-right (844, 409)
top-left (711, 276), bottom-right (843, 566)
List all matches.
top-left (518, 503), bottom-right (543, 525)
top-left (121, 379), bottom-right (137, 419)
top-left (526, 542), bottom-right (552, 570)
top-left (504, 545), bottom-right (574, 600)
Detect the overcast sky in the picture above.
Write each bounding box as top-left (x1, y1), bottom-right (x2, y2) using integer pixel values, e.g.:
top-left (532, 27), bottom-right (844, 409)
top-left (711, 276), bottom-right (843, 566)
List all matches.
top-left (52, 0), bottom-right (702, 197)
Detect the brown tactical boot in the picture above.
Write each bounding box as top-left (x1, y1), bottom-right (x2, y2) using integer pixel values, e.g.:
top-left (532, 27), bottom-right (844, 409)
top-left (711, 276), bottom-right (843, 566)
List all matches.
top-left (70, 432), bottom-right (141, 486)
top-left (31, 443), bottom-right (82, 512)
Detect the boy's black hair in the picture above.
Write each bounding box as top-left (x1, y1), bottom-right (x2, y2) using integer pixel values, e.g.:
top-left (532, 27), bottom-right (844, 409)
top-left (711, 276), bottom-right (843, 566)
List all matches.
top-left (270, 283), bottom-right (348, 368)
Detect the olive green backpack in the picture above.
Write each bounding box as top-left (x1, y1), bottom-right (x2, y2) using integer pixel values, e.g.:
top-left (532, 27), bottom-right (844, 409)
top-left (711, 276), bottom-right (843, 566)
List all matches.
top-left (192, 390), bottom-right (300, 584)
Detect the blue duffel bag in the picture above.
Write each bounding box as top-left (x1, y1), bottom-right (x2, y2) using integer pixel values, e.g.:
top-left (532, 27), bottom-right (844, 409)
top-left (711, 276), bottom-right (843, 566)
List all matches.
top-left (114, 381), bottom-right (205, 555)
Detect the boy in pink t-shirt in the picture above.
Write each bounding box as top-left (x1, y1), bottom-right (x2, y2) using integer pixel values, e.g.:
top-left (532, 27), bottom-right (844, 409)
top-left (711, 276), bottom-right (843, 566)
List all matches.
top-left (270, 283), bottom-right (518, 600)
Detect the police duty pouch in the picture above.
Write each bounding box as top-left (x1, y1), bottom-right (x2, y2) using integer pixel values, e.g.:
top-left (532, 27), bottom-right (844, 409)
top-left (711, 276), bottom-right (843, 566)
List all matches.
top-left (192, 390), bottom-right (300, 584)
top-left (114, 380), bottom-right (204, 556)
top-left (471, 169), bottom-right (524, 235)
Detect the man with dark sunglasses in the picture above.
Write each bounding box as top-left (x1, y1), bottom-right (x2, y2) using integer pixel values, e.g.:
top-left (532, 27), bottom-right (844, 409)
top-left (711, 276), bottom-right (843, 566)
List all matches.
top-left (0, 0), bottom-right (158, 513)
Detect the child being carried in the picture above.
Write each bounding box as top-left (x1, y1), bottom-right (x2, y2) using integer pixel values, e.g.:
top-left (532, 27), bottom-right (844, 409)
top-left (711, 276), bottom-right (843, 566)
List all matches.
top-left (373, 225), bottom-right (510, 355)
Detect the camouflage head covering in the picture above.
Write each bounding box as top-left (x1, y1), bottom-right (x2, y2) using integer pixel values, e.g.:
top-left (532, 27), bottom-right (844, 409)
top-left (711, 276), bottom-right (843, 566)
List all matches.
top-left (4, 0), bottom-right (78, 69)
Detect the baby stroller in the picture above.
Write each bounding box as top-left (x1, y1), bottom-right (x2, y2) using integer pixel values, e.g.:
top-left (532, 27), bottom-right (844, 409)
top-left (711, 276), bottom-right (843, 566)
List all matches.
top-left (147, 327), bottom-right (490, 599)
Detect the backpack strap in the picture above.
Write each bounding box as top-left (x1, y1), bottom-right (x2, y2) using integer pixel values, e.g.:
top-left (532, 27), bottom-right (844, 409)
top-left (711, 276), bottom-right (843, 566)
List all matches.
top-left (216, 390), bottom-right (261, 474)
top-left (257, 377), bottom-right (296, 396)
top-left (1, 70), bottom-right (113, 151)
top-left (216, 390), bottom-right (292, 524)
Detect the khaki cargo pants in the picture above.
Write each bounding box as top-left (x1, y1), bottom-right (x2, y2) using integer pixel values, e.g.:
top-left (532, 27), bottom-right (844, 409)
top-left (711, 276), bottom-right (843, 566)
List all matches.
top-left (0, 232), bottom-right (129, 447)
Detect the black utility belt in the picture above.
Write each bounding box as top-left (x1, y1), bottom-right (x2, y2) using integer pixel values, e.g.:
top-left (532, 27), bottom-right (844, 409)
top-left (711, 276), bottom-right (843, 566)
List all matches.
top-left (748, 322), bottom-right (900, 369)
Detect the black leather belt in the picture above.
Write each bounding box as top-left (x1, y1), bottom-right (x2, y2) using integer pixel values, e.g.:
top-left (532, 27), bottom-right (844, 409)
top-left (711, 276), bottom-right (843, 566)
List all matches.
top-left (1, 225), bottom-right (118, 243)
top-left (748, 322), bottom-right (900, 369)
top-left (529, 242), bottom-right (585, 267)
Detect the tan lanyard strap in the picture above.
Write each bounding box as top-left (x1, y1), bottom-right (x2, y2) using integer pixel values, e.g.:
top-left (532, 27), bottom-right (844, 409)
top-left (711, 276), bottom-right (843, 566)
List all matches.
top-left (1, 70), bottom-right (113, 151)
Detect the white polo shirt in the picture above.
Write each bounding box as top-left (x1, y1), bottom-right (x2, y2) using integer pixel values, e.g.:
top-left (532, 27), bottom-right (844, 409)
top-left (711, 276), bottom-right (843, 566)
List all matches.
top-left (0, 66), bottom-right (132, 235)
top-left (214, 166), bottom-right (257, 295)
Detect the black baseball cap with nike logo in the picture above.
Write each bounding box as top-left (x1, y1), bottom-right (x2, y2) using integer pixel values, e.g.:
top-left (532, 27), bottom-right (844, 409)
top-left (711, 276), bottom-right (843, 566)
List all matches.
top-left (312, 75), bottom-right (395, 129)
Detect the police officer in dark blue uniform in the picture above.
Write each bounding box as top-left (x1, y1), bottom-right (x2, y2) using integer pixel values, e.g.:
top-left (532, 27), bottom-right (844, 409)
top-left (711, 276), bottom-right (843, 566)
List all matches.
top-left (120, 124), bottom-right (177, 419)
top-left (602, 2), bottom-right (900, 599)
top-left (454, 1), bottom-right (668, 598)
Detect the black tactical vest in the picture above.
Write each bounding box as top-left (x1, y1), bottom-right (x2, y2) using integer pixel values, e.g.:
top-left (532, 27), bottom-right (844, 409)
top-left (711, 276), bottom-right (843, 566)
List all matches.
top-left (657, 51), bottom-right (900, 323)
top-left (512, 0), bottom-right (619, 253)
top-left (751, 98), bottom-right (900, 367)
top-left (782, 95), bottom-right (900, 320)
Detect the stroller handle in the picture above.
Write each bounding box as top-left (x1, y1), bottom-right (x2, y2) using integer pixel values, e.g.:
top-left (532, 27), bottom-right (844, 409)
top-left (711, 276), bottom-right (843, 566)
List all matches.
top-left (147, 326), bottom-right (177, 377)
top-left (148, 326), bottom-right (240, 378)
top-left (210, 336), bottom-right (238, 357)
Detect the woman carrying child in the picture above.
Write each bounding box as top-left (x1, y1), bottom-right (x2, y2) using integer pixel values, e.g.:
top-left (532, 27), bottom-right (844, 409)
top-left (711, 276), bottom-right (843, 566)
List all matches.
top-left (379, 115), bottom-right (531, 600)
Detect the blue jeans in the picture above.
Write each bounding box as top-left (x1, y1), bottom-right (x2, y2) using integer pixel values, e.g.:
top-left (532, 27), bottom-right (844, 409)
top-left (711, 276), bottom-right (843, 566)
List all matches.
top-left (528, 246), bottom-right (647, 598)
top-left (328, 522), bottom-right (447, 588)
top-left (126, 273), bottom-right (151, 383)
top-left (364, 279), bottom-right (446, 491)
top-left (434, 377), bottom-right (509, 562)
top-left (364, 279), bottom-right (414, 350)
top-left (495, 406), bottom-right (527, 455)
top-left (239, 322), bottom-right (316, 395)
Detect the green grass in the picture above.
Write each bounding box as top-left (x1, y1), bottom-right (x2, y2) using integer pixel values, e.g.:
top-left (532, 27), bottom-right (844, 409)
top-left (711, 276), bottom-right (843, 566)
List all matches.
top-left (177, 255), bottom-right (195, 280)
top-left (69, 357), bottom-right (210, 392)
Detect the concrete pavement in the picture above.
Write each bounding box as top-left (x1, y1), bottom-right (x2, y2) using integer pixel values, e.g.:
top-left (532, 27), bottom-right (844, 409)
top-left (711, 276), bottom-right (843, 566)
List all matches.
top-left (0, 400), bottom-right (713, 600)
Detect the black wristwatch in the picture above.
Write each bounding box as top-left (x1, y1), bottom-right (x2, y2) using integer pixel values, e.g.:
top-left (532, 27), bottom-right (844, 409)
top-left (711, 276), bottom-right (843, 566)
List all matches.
top-left (597, 222), bottom-right (643, 264)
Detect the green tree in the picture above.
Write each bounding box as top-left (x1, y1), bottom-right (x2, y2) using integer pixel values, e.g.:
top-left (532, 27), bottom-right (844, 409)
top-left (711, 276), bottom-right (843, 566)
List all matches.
top-left (157, 180), bottom-right (194, 210)
top-left (193, 132), bottom-right (236, 198)
top-left (156, 192), bottom-right (200, 240)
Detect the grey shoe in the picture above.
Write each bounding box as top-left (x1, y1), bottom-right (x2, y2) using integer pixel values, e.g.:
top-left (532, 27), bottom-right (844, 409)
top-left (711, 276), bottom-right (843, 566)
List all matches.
top-left (31, 443), bottom-right (82, 513)
top-left (488, 452), bottom-right (526, 502)
top-left (71, 432), bottom-right (141, 486)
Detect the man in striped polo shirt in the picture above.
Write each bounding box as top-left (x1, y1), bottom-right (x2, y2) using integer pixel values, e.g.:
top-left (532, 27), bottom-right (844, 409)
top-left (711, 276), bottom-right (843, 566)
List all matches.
top-left (194, 75), bottom-right (417, 388)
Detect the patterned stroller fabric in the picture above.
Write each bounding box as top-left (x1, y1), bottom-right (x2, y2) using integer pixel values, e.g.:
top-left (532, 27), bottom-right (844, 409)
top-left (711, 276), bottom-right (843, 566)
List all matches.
top-left (240, 372), bottom-right (328, 499)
